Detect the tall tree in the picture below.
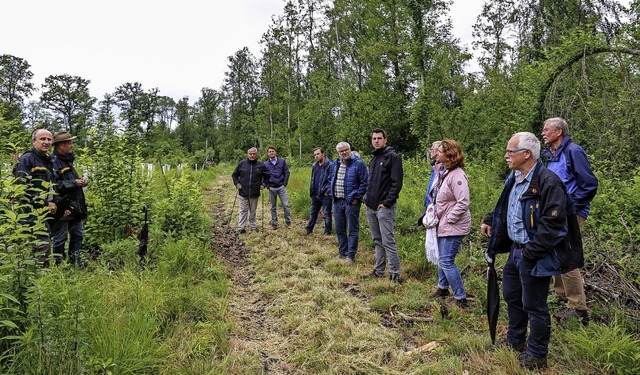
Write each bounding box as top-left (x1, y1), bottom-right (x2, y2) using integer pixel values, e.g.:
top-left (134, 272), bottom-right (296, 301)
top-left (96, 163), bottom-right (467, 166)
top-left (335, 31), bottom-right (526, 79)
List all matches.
top-left (0, 54), bottom-right (35, 121)
top-left (39, 74), bottom-right (97, 136)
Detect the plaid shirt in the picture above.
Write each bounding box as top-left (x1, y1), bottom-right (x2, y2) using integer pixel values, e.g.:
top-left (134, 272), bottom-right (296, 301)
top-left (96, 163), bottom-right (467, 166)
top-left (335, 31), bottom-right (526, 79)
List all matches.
top-left (334, 162), bottom-right (347, 198)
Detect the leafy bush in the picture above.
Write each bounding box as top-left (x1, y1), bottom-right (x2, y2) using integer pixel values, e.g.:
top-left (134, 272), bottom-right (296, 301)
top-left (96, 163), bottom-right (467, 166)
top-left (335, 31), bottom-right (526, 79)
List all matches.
top-left (153, 172), bottom-right (210, 237)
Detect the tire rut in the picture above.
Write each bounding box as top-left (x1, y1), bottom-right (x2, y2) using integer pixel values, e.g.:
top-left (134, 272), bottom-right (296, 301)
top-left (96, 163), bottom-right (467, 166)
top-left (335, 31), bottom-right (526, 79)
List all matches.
top-left (205, 184), bottom-right (292, 374)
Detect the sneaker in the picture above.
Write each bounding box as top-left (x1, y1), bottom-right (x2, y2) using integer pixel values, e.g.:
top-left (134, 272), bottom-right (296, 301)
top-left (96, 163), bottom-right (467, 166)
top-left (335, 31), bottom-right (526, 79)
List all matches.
top-left (430, 288), bottom-right (450, 298)
top-left (518, 352), bottom-right (548, 370)
top-left (345, 257), bottom-right (354, 265)
top-left (554, 308), bottom-right (590, 326)
top-left (336, 254), bottom-right (346, 259)
top-left (389, 273), bottom-right (401, 284)
top-left (271, 224), bottom-right (278, 230)
top-left (360, 271), bottom-right (384, 280)
top-left (453, 298), bottom-right (469, 308)
top-left (496, 339), bottom-right (526, 353)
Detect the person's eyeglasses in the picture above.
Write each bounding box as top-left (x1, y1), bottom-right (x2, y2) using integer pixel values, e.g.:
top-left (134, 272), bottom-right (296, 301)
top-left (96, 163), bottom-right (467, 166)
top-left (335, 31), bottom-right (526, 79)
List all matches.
top-left (338, 149), bottom-right (350, 153)
top-left (505, 148), bottom-right (528, 155)
top-left (541, 127), bottom-right (557, 133)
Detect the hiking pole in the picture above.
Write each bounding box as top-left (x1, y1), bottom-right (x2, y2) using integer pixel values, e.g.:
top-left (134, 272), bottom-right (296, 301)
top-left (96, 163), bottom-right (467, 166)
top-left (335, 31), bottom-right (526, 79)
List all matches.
top-left (226, 190), bottom-right (238, 226)
top-left (261, 189), bottom-right (265, 232)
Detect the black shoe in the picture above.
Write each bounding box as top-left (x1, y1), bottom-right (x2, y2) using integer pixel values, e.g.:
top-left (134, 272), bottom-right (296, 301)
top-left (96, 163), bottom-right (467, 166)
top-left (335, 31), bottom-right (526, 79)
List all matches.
top-left (236, 228), bottom-right (246, 234)
top-left (305, 228), bottom-right (312, 235)
top-left (360, 271), bottom-right (384, 280)
top-left (389, 273), bottom-right (401, 284)
top-left (430, 288), bottom-right (450, 298)
top-left (518, 352), bottom-right (548, 370)
top-left (453, 298), bottom-right (468, 308)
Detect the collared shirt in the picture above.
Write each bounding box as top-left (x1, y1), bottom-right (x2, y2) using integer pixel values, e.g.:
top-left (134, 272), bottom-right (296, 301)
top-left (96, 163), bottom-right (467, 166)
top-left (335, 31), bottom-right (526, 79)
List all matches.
top-left (507, 168), bottom-right (534, 244)
top-left (270, 157), bottom-right (278, 165)
top-left (334, 161), bottom-right (347, 198)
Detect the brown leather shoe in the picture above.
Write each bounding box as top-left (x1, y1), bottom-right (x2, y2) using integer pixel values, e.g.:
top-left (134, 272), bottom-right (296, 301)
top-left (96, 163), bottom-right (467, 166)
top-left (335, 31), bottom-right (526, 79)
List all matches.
top-left (554, 308), bottom-right (590, 326)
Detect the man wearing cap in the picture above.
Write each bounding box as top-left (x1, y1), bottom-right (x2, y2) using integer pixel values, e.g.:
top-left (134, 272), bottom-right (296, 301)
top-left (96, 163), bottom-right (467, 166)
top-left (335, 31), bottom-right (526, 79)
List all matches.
top-left (13, 129), bottom-right (58, 265)
top-left (51, 132), bottom-right (88, 267)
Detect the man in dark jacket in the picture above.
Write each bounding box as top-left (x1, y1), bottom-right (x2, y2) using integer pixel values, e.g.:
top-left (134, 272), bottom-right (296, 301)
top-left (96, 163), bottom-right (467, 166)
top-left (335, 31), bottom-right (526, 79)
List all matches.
top-left (231, 147), bottom-right (270, 233)
top-left (362, 129), bottom-right (403, 283)
top-left (51, 132), bottom-right (88, 267)
top-left (264, 146), bottom-right (291, 229)
top-left (306, 147), bottom-right (332, 235)
top-left (542, 117), bottom-right (597, 325)
top-left (329, 142), bottom-right (368, 264)
top-left (13, 129), bottom-right (59, 265)
top-left (481, 132), bottom-right (583, 370)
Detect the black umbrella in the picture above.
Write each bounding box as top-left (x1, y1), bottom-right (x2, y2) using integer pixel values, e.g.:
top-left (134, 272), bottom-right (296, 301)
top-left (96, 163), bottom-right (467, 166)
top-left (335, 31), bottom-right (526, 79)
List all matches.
top-left (486, 253), bottom-right (500, 345)
top-left (137, 206), bottom-right (149, 265)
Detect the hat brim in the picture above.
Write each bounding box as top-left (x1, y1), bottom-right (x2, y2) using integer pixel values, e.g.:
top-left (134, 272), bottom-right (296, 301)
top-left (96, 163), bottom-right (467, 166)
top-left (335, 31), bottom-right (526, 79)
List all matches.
top-left (52, 136), bottom-right (77, 144)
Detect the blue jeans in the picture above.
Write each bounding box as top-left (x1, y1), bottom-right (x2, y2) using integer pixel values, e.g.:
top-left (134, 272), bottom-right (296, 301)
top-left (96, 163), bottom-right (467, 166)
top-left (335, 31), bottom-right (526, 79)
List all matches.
top-left (503, 246), bottom-right (552, 357)
top-left (52, 218), bottom-right (84, 266)
top-left (306, 195), bottom-right (332, 234)
top-left (366, 205), bottom-right (400, 276)
top-left (437, 235), bottom-right (467, 300)
top-left (333, 198), bottom-right (361, 259)
top-left (268, 186), bottom-right (291, 225)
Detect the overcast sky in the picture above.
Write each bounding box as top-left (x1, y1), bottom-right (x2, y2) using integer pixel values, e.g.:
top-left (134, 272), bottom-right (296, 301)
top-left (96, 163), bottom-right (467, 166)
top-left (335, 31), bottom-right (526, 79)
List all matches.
top-left (2, 0), bottom-right (483, 104)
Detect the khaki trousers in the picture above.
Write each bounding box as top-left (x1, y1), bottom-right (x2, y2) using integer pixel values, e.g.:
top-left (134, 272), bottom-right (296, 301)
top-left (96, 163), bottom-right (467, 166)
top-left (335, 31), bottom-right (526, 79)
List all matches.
top-left (553, 216), bottom-right (588, 311)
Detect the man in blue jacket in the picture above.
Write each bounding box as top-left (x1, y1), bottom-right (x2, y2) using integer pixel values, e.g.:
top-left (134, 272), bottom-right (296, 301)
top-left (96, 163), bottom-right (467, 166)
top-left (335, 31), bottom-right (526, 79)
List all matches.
top-left (264, 146), bottom-right (291, 229)
top-left (329, 142), bottom-right (368, 264)
top-left (362, 129), bottom-right (403, 283)
top-left (542, 117), bottom-right (597, 325)
top-left (481, 132), bottom-right (583, 370)
top-left (306, 147), bottom-right (332, 235)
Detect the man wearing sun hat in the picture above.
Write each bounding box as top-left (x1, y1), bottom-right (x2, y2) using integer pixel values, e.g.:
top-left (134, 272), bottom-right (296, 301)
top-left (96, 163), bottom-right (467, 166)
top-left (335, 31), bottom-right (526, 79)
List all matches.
top-left (51, 131), bottom-right (88, 267)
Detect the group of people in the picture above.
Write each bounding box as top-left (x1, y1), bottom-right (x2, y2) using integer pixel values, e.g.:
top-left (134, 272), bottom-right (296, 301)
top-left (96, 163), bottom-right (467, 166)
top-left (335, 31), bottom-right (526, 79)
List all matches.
top-left (13, 129), bottom-right (88, 267)
top-left (231, 117), bottom-right (598, 370)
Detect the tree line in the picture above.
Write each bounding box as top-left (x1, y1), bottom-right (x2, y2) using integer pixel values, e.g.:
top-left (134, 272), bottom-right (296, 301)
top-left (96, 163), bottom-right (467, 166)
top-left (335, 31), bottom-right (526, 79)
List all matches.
top-left (1, 0), bottom-right (639, 178)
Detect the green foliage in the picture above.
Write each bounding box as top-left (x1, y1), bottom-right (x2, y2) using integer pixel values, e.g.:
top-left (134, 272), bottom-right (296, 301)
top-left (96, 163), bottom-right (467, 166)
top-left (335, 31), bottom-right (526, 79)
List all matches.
top-left (83, 131), bottom-right (149, 250)
top-left (565, 324), bottom-right (640, 375)
top-left (153, 172), bottom-right (210, 238)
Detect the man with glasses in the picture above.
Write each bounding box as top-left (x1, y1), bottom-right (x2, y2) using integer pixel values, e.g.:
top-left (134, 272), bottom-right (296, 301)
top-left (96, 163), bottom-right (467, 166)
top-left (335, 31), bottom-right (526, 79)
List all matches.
top-left (481, 132), bottom-right (583, 370)
top-left (541, 117), bottom-right (598, 326)
top-left (329, 142), bottom-right (368, 264)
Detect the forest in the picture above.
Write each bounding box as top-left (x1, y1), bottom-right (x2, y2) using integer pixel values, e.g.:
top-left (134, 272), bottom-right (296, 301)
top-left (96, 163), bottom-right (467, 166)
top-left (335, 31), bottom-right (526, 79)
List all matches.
top-left (1, 0), bottom-right (640, 373)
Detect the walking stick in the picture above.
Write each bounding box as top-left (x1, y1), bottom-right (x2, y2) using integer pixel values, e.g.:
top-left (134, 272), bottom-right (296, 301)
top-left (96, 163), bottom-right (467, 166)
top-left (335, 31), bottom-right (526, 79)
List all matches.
top-left (261, 189), bottom-right (265, 232)
top-left (226, 190), bottom-right (238, 226)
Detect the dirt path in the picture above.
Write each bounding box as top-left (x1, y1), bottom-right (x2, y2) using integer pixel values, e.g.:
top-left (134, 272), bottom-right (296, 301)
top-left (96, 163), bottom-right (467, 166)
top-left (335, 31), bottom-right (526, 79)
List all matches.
top-left (205, 180), bottom-right (292, 374)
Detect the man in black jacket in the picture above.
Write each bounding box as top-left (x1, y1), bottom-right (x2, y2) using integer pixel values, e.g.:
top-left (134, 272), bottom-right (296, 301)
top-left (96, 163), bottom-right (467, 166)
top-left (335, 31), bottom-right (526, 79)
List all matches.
top-left (51, 132), bottom-right (88, 266)
top-left (13, 129), bottom-right (58, 265)
top-left (362, 128), bottom-right (403, 283)
top-left (231, 147), bottom-right (270, 233)
top-left (481, 132), bottom-right (583, 370)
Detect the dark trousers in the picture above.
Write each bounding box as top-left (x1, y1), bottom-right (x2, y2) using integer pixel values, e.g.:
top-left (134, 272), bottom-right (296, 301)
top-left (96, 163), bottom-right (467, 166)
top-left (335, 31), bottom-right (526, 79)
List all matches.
top-left (306, 195), bottom-right (332, 234)
top-left (52, 219), bottom-right (84, 266)
top-left (333, 198), bottom-right (360, 259)
top-left (503, 246), bottom-right (552, 357)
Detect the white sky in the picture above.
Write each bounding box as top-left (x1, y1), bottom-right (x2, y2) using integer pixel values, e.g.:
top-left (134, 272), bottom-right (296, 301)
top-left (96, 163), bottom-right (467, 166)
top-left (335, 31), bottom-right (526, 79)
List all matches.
top-left (2, 0), bottom-right (483, 104)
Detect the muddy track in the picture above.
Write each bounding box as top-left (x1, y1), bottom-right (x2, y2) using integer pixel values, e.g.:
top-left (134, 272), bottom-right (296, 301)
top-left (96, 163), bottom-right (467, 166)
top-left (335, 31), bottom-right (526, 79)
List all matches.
top-left (205, 184), bottom-right (292, 374)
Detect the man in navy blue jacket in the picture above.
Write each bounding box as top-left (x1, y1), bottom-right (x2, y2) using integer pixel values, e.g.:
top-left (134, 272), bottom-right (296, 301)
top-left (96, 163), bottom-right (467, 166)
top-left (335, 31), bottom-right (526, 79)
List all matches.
top-left (306, 147), bottom-right (332, 235)
top-left (481, 132), bottom-right (583, 370)
top-left (264, 146), bottom-right (291, 229)
top-left (329, 142), bottom-right (368, 264)
top-left (542, 117), bottom-right (598, 325)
